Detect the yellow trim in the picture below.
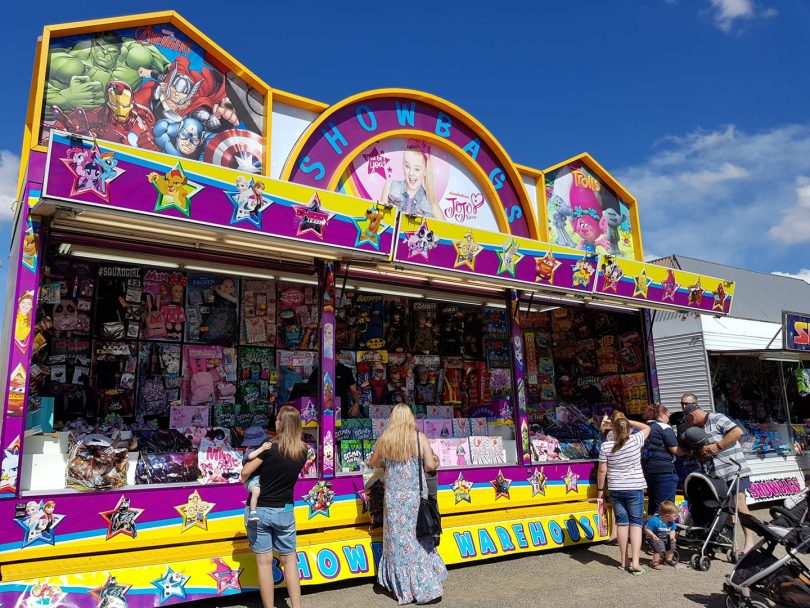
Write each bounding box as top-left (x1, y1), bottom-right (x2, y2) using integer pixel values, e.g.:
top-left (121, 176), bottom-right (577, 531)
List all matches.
top-left (324, 129), bottom-right (510, 234)
top-left (264, 88), bottom-right (273, 176)
top-left (28, 28), bottom-right (51, 152)
top-left (542, 151), bottom-right (644, 261)
top-left (515, 163), bottom-right (544, 179)
top-left (272, 88), bottom-right (329, 113)
top-left (279, 88), bottom-right (539, 239)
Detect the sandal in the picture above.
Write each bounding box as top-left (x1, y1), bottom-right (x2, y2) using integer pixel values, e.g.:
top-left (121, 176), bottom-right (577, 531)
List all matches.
top-left (663, 559), bottom-right (677, 567)
top-left (650, 562), bottom-right (663, 570)
top-left (626, 567), bottom-right (644, 575)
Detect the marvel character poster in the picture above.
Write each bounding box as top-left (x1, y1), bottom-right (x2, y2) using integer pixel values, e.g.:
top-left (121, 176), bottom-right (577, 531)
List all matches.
top-left (41, 24), bottom-right (266, 171)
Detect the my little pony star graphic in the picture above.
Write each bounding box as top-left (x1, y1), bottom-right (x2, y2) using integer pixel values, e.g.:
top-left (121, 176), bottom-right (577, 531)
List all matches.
top-left (403, 219), bottom-right (439, 260)
top-left (148, 163), bottom-right (202, 217)
top-left (61, 143), bottom-right (123, 202)
top-left (294, 193), bottom-right (335, 239)
top-left (15, 499), bottom-right (65, 548)
top-left (352, 205), bottom-right (388, 249)
top-left (227, 176), bottom-right (272, 228)
top-left (303, 480), bottom-right (335, 518)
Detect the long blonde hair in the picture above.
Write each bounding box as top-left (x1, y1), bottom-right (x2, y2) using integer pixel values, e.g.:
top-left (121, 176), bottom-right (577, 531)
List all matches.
top-left (405, 140), bottom-right (436, 208)
top-left (275, 405), bottom-right (307, 461)
top-left (375, 404), bottom-right (418, 462)
top-left (611, 411), bottom-right (631, 453)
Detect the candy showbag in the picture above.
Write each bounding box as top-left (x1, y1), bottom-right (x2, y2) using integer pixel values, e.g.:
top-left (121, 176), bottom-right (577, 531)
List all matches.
top-left (65, 432), bottom-right (129, 491)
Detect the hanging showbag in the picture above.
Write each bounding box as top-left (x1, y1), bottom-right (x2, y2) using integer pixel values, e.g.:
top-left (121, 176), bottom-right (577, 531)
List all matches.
top-left (797, 362), bottom-right (810, 397)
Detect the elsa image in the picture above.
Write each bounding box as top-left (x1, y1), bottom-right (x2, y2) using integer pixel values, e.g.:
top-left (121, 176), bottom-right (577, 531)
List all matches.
top-left (380, 139), bottom-right (442, 219)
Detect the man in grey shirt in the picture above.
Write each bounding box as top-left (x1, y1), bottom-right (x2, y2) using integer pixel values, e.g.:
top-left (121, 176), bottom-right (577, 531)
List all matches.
top-left (681, 394), bottom-right (755, 552)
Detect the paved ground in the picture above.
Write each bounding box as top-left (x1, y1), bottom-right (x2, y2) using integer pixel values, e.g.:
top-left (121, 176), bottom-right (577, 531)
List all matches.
top-left (192, 537), bottom-right (749, 608)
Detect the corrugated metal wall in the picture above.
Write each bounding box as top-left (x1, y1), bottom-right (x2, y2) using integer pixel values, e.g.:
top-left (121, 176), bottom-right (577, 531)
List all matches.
top-left (653, 333), bottom-right (714, 411)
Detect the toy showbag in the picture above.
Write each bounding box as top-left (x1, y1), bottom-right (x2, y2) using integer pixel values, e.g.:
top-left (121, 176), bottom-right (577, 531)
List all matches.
top-left (442, 357), bottom-right (463, 405)
top-left (181, 345), bottom-right (237, 414)
top-left (484, 307), bottom-right (509, 340)
top-left (462, 308), bottom-right (484, 359)
top-left (197, 429), bottom-right (242, 484)
top-left (618, 330), bottom-right (644, 373)
top-left (185, 273), bottom-right (240, 346)
top-left (45, 257), bottom-right (95, 339)
top-left (438, 304), bottom-right (464, 356)
top-left (240, 279), bottom-right (277, 347)
top-left (413, 355), bottom-right (440, 405)
top-left (141, 270), bottom-right (187, 341)
top-left (300, 431), bottom-right (319, 479)
top-left (621, 373), bottom-right (648, 415)
top-left (95, 265), bottom-right (142, 340)
top-left (276, 349), bottom-right (317, 404)
top-left (386, 352), bottom-right (414, 405)
top-left (384, 297), bottom-right (410, 352)
top-left (356, 350), bottom-right (388, 411)
top-left (353, 294), bottom-right (385, 349)
top-left (136, 342), bottom-right (181, 417)
top-left (410, 301), bottom-right (438, 354)
top-left (236, 347), bottom-right (277, 427)
top-left (92, 342), bottom-right (138, 418)
top-left (65, 431), bottom-right (129, 491)
top-left (277, 283), bottom-right (318, 351)
top-left (595, 335), bottom-right (619, 373)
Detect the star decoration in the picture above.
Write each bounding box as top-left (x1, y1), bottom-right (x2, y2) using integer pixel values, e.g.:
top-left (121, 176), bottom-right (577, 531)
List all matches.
top-left (496, 238), bottom-right (522, 277)
top-left (151, 567), bottom-right (190, 604)
top-left (451, 472), bottom-right (474, 504)
top-left (535, 250), bottom-right (562, 284)
top-left (208, 558), bottom-right (242, 595)
top-left (175, 490), bottom-right (215, 532)
top-left (600, 260), bottom-right (624, 292)
top-left (352, 205), bottom-right (388, 250)
top-left (363, 146), bottom-right (391, 179)
top-left (90, 575), bottom-right (131, 608)
top-left (688, 278), bottom-right (704, 307)
top-left (712, 282), bottom-right (727, 311)
top-left (226, 178), bottom-right (272, 228)
top-left (148, 163), bottom-right (202, 217)
top-left (403, 219), bottom-right (439, 260)
top-left (453, 231), bottom-right (482, 270)
top-left (99, 496), bottom-right (144, 540)
top-left (61, 143), bottom-right (124, 203)
top-left (563, 466), bottom-right (579, 494)
top-left (357, 488), bottom-right (369, 514)
top-left (572, 257), bottom-right (596, 288)
top-left (24, 582), bottom-right (65, 608)
top-left (303, 480), bottom-right (335, 519)
top-left (528, 467), bottom-right (548, 497)
top-left (661, 268), bottom-right (679, 302)
top-left (294, 193), bottom-right (335, 240)
top-left (632, 269), bottom-right (652, 298)
top-left (490, 470), bottom-right (512, 500)
top-left (15, 500), bottom-right (65, 548)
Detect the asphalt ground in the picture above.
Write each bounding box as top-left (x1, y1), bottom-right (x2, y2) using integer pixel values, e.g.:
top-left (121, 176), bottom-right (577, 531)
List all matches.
top-left (188, 519), bottom-right (772, 608)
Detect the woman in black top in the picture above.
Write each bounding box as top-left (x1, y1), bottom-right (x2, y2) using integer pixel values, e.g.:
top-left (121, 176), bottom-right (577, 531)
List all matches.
top-left (240, 405), bottom-right (307, 608)
top-left (642, 403), bottom-right (684, 514)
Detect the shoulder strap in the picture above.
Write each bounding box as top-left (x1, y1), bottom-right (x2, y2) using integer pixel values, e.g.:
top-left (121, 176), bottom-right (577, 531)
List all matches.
top-left (416, 430), bottom-right (423, 494)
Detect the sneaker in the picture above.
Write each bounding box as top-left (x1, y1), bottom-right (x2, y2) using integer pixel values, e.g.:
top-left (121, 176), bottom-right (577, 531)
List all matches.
top-left (248, 511), bottom-right (259, 522)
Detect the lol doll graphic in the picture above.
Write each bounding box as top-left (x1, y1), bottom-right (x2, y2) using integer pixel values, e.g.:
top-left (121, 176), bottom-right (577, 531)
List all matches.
top-left (380, 139), bottom-right (442, 218)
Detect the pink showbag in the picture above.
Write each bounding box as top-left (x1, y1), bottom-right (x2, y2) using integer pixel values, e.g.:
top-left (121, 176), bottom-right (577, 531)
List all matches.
top-left (347, 138), bottom-right (450, 208)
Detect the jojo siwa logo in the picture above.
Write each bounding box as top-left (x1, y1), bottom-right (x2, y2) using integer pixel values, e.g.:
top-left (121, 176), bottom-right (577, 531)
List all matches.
top-left (363, 147), bottom-right (391, 179)
top-left (443, 193), bottom-right (485, 223)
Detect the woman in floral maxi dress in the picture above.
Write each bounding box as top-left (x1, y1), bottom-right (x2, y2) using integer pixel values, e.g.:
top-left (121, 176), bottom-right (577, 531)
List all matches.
top-left (370, 404), bottom-right (447, 604)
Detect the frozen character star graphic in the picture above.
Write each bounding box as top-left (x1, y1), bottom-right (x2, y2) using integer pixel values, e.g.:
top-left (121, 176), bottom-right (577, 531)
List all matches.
top-left (380, 139), bottom-right (442, 219)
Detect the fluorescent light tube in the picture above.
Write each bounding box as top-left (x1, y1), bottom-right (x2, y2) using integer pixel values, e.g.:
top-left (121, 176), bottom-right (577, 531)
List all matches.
top-left (75, 215), bottom-right (217, 242)
top-left (277, 275), bottom-right (319, 286)
top-left (223, 238), bottom-right (337, 260)
top-left (183, 264), bottom-right (276, 280)
top-left (484, 301), bottom-right (507, 309)
top-left (71, 249), bottom-right (179, 268)
top-left (357, 286), bottom-right (424, 298)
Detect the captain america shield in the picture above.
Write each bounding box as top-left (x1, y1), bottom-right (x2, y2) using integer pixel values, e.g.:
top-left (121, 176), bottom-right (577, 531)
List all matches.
top-left (204, 129), bottom-right (263, 173)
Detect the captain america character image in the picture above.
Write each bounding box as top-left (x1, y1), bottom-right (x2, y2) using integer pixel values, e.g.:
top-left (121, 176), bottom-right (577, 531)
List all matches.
top-left (41, 25), bottom-right (265, 172)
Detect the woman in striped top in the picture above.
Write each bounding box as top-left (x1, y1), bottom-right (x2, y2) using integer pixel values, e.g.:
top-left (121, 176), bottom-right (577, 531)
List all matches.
top-left (597, 412), bottom-right (650, 574)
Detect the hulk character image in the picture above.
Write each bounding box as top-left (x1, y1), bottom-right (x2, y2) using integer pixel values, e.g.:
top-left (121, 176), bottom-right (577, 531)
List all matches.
top-left (43, 30), bottom-right (170, 123)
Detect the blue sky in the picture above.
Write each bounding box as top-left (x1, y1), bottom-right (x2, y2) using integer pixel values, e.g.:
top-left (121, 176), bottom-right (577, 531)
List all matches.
top-left (1, 0), bottom-right (810, 310)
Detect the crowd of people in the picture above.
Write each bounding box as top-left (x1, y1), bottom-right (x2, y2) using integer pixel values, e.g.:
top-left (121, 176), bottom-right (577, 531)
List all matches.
top-left (238, 393), bottom-right (757, 605)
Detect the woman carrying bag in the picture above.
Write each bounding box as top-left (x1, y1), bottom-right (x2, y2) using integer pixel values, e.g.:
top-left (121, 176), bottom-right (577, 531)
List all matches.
top-left (370, 404), bottom-right (447, 605)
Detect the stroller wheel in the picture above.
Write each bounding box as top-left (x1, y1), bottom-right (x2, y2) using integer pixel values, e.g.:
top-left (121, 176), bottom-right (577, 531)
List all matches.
top-left (725, 595), bottom-right (739, 608)
top-left (670, 549), bottom-right (680, 563)
top-left (699, 556), bottom-right (712, 572)
top-left (690, 554), bottom-right (700, 570)
top-left (726, 549), bottom-right (742, 564)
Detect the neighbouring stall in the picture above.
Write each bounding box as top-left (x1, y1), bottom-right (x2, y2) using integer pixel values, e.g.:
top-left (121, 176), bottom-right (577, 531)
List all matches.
top-left (0, 12), bottom-right (737, 607)
top-left (652, 257), bottom-right (810, 504)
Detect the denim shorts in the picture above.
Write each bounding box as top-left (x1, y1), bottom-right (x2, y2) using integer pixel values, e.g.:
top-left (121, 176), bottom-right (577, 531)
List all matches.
top-left (244, 476), bottom-right (261, 492)
top-left (610, 489), bottom-right (645, 527)
top-left (245, 506), bottom-right (296, 555)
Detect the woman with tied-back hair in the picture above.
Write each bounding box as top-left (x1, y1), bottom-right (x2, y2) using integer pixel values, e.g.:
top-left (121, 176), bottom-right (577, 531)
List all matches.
top-left (240, 405), bottom-right (308, 608)
top-left (596, 411), bottom-right (650, 574)
top-left (370, 404), bottom-right (447, 604)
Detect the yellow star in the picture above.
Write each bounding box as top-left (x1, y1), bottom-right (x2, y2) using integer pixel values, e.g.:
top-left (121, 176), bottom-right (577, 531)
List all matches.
top-left (174, 490), bottom-right (215, 532)
top-left (453, 231), bottom-right (482, 270)
top-left (633, 269), bottom-right (652, 298)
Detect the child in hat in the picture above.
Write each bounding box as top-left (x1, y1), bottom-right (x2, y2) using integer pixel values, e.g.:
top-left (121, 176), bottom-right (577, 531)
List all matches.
top-left (242, 426), bottom-right (272, 521)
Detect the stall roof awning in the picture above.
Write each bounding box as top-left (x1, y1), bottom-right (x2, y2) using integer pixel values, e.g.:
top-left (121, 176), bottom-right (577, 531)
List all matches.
top-left (38, 134), bottom-right (736, 316)
top-left (708, 349), bottom-right (810, 362)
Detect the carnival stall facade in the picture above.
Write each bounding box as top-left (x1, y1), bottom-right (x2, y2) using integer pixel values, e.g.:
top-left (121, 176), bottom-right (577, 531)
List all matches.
top-left (0, 12), bottom-right (736, 608)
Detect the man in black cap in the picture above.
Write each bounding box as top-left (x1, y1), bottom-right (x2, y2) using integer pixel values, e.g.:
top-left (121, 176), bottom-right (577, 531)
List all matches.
top-left (681, 393), bottom-right (755, 552)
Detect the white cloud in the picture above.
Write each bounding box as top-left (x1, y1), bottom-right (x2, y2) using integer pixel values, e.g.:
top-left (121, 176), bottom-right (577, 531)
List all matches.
top-left (772, 269), bottom-right (810, 284)
top-left (707, 0), bottom-right (778, 33)
top-left (615, 123), bottom-right (810, 271)
top-left (0, 150), bottom-right (21, 221)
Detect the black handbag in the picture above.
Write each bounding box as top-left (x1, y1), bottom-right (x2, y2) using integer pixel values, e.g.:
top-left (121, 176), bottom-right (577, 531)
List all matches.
top-left (416, 431), bottom-right (442, 538)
